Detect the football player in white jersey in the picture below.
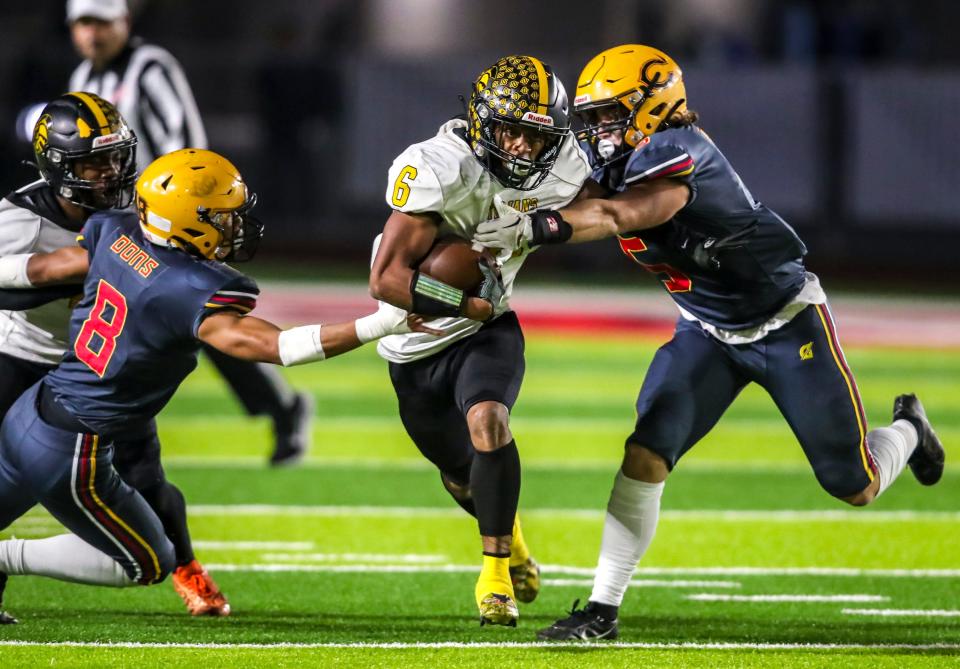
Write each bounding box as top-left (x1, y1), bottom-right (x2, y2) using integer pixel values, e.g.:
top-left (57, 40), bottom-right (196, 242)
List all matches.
top-left (369, 55), bottom-right (593, 627)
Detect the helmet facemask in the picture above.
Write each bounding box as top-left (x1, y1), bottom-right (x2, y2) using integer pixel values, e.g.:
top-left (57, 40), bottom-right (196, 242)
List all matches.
top-left (575, 101), bottom-right (635, 167)
top-left (473, 113), bottom-right (567, 190)
top-left (197, 193), bottom-right (264, 262)
top-left (54, 143), bottom-right (138, 210)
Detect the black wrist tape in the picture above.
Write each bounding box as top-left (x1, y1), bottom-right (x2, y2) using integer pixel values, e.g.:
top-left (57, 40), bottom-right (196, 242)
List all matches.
top-left (410, 270), bottom-right (467, 317)
top-left (529, 209), bottom-right (572, 245)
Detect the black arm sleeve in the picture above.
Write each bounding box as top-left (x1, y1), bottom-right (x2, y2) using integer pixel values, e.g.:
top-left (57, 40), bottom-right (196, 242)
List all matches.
top-left (0, 285), bottom-right (82, 310)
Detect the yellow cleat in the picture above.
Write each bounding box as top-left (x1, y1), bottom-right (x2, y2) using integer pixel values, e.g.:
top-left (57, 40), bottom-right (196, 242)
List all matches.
top-left (509, 556), bottom-right (541, 604)
top-left (172, 559), bottom-right (231, 617)
top-left (478, 592), bottom-right (519, 627)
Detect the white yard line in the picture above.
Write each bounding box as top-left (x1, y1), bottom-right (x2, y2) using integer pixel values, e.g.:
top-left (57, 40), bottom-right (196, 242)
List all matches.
top-left (260, 552), bottom-right (448, 563)
top-left (2, 640), bottom-right (959, 651)
top-left (548, 566), bottom-right (960, 578)
top-left (182, 504), bottom-right (960, 523)
top-left (843, 608), bottom-right (960, 617)
top-left (545, 578), bottom-right (741, 589)
top-left (200, 563), bottom-right (960, 579)
top-left (161, 455), bottom-right (820, 472)
top-left (688, 594), bottom-right (888, 603)
top-left (192, 541), bottom-right (315, 550)
top-left (205, 563), bottom-right (476, 573)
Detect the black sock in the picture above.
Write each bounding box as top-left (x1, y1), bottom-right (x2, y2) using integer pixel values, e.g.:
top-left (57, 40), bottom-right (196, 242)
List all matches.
top-left (139, 482), bottom-right (195, 565)
top-left (469, 440), bottom-right (520, 537)
top-left (587, 601), bottom-right (620, 620)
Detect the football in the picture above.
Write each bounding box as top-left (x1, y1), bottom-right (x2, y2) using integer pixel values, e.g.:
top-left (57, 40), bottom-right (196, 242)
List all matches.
top-left (417, 236), bottom-right (489, 293)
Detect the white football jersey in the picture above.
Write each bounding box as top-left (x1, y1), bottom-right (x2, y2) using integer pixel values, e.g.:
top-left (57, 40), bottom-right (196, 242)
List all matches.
top-left (0, 182), bottom-right (82, 366)
top-left (376, 118), bottom-right (591, 363)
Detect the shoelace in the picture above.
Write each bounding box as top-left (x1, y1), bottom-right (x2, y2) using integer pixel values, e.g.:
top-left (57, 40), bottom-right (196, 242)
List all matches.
top-left (564, 598), bottom-right (591, 621)
top-left (185, 572), bottom-right (218, 598)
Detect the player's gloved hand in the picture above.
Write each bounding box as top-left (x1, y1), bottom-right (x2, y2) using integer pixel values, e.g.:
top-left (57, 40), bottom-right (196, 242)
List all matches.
top-left (684, 221), bottom-right (758, 270)
top-left (473, 195), bottom-right (572, 252)
top-left (476, 257), bottom-right (505, 320)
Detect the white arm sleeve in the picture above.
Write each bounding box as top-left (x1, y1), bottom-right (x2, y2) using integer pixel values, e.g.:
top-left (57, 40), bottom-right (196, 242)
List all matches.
top-left (277, 325), bottom-right (324, 366)
top-left (0, 254), bottom-right (33, 288)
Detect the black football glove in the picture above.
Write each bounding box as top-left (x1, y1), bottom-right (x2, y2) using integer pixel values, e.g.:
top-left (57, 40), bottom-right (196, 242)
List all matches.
top-left (683, 221), bottom-right (758, 270)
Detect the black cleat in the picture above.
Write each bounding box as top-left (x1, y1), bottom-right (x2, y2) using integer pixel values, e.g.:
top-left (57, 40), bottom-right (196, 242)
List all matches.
top-left (0, 572), bottom-right (17, 624)
top-left (894, 394), bottom-right (945, 486)
top-left (269, 392), bottom-right (314, 467)
top-left (537, 599), bottom-right (618, 641)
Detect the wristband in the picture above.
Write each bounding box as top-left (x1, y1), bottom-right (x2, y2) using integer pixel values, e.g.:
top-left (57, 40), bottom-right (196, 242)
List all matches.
top-left (410, 271), bottom-right (467, 318)
top-left (0, 254), bottom-right (34, 288)
top-left (278, 325), bottom-right (324, 366)
top-left (529, 210), bottom-right (572, 245)
top-left (355, 309), bottom-right (401, 343)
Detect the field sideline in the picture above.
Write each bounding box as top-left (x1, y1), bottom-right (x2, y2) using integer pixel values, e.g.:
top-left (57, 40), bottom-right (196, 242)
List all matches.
top-left (0, 284), bottom-right (957, 668)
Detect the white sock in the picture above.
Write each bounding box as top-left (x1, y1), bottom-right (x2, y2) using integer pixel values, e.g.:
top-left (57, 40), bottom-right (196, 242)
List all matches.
top-left (589, 471), bottom-right (664, 607)
top-left (868, 420), bottom-right (918, 496)
top-left (0, 534), bottom-right (134, 587)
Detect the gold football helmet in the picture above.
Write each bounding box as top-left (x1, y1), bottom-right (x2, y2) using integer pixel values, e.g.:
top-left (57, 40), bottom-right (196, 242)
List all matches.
top-left (136, 148), bottom-right (263, 261)
top-left (574, 44), bottom-right (687, 165)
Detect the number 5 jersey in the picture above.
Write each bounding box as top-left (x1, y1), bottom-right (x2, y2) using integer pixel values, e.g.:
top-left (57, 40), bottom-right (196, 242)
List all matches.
top-left (597, 124), bottom-right (826, 343)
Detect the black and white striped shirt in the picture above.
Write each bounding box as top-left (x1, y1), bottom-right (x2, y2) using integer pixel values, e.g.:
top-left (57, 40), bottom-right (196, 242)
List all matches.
top-left (69, 37), bottom-right (207, 171)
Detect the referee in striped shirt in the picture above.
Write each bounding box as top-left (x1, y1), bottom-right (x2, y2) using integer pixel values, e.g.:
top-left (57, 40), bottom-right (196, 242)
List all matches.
top-left (66, 0), bottom-right (314, 466)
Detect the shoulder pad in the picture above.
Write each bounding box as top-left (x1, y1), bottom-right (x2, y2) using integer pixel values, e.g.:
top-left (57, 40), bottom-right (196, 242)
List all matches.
top-left (624, 131), bottom-right (697, 185)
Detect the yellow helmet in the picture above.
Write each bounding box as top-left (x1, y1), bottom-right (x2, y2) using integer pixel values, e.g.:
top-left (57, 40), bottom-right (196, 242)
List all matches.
top-left (574, 44), bottom-right (687, 165)
top-left (136, 148), bottom-right (263, 261)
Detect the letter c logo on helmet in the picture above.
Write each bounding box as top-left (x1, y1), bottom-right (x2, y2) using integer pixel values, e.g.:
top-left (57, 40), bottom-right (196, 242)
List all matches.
top-left (574, 45), bottom-right (688, 166)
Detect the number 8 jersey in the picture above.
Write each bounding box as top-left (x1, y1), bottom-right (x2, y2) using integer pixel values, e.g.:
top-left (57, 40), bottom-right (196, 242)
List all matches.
top-left (44, 210), bottom-right (259, 436)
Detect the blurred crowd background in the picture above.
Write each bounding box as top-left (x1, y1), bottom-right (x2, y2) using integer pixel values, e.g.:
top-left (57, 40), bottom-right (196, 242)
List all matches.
top-left (1, 0), bottom-right (957, 286)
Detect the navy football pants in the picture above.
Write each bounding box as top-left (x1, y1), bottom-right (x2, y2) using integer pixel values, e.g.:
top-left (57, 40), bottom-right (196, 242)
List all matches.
top-left (630, 303), bottom-right (876, 497)
top-left (0, 383), bottom-right (175, 584)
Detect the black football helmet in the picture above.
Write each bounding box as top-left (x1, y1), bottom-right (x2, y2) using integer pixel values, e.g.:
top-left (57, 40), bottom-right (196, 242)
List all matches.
top-left (33, 92), bottom-right (137, 210)
top-left (467, 55), bottom-right (570, 190)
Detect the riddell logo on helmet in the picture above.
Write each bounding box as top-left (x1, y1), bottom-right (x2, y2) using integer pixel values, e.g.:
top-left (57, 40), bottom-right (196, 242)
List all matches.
top-left (93, 133), bottom-right (124, 149)
top-left (522, 111), bottom-right (554, 126)
top-left (573, 94), bottom-right (591, 106)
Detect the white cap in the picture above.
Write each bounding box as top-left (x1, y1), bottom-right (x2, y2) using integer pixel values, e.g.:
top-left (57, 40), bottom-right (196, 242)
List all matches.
top-left (66, 0), bottom-right (128, 23)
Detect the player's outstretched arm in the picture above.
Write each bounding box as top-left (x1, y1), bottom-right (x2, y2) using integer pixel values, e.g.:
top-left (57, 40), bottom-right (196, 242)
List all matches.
top-left (473, 180), bottom-right (689, 250)
top-left (562, 179), bottom-right (690, 242)
top-left (0, 285), bottom-right (83, 310)
top-left (197, 304), bottom-right (441, 366)
top-left (0, 247), bottom-right (89, 288)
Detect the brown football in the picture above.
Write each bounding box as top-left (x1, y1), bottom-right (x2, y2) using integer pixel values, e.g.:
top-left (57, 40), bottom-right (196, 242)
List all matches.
top-left (417, 237), bottom-right (487, 293)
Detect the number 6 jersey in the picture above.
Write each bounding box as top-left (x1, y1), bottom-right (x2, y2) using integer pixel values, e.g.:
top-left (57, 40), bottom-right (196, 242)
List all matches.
top-left (377, 118), bottom-right (592, 364)
top-left (43, 210), bottom-right (259, 435)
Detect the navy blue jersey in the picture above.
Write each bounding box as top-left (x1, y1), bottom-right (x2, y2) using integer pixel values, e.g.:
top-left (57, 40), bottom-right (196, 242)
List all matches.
top-left (594, 126), bottom-right (808, 330)
top-left (44, 211), bottom-right (258, 435)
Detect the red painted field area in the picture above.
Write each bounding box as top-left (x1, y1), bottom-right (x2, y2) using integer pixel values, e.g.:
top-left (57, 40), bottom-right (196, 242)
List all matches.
top-left (255, 282), bottom-right (960, 349)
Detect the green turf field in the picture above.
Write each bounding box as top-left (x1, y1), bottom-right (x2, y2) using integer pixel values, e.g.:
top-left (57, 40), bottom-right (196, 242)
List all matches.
top-left (1, 333), bottom-right (957, 668)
